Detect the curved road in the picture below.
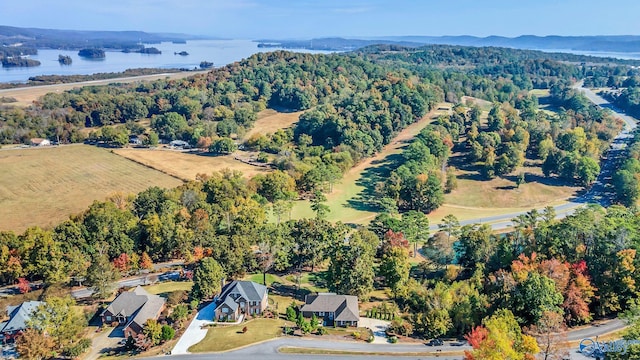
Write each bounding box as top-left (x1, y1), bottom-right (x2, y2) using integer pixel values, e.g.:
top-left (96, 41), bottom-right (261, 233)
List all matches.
top-left (430, 82), bottom-right (637, 232)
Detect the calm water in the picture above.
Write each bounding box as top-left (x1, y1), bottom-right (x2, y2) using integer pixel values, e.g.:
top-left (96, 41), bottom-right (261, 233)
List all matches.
top-left (3, 40), bottom-right (639, 83)
top-left (0, 39), bottom-right (331, 83)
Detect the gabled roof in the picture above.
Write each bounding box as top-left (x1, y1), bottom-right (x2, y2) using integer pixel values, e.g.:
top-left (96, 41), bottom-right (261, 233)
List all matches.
top-left (102, 286), bottom-right (165, 329)
top-left (301, 293), bottom-right (359, 322)
top-left (218, 281), bottom-right (267, 303)
top-left (1, 301), bottom-right (44, 333)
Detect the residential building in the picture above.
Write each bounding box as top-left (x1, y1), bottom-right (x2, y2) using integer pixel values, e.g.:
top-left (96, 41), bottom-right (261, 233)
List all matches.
top-left (0, 301), bottom-right (43, 343)
top-left (101, 286), bottom-right (165, 338)
top-left (30, 138), bottom-right (51, 146)
top-left (214, 281), bottom-right (268, 322)
top-left (300, 293), bottom-right (359, 327)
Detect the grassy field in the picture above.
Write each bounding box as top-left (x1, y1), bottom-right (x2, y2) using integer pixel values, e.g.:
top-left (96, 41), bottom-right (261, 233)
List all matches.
top-left (189, 318), bottom-right (285, 352)
top-left (0, 145), bottom-right (182, 232)
top-left (0, 71), bottom-right (207, 107)
top-left (244, 109), bottom-right (304, 140)
top-left (112, 148), bottom-right (269, 181)
top-left (444, 159), bottom-right (580, 209)
top-left (142, 281), bottom-right (193, 296)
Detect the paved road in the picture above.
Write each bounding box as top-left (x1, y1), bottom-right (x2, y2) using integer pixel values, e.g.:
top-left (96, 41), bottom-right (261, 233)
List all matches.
top-left (430, 82), bottom-right (637, 232)
top-left (71, 260), bottom-right (184, 298)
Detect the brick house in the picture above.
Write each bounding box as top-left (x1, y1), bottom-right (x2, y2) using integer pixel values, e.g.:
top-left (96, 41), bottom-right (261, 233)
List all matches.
top-left (101, 286), bottom-right (165, 338)
top-left (300, 293), bottom-right (359, 327)
top-left (214, 281), bottom-right (268, 322)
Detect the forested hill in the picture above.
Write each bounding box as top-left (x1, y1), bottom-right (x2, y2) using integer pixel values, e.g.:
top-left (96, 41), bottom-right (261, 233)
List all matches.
top-left (0, 25), bottom-right (202, 49)
top-left (359, 44), bottom-right (640, 66)
top-left (260, 35), bottom-right (640, 53)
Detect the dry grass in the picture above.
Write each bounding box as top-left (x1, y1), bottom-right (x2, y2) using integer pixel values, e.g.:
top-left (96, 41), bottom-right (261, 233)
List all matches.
top-left (112, 148), bottom-right (269, 181)
top-left (0, 145), bottom-right (182, 232)
top-left (444, 163), bottom-right (580, 209)
top-left (244, 109), bottom-right (304, 140)
top-left (189, 318), bottom-right (285, 352)
top-left (0, 71), bottom-right (207, 107)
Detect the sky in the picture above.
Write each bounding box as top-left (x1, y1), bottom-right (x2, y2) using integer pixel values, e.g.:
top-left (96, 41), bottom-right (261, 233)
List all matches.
top-left (3, 0), bottom-right (640, 39)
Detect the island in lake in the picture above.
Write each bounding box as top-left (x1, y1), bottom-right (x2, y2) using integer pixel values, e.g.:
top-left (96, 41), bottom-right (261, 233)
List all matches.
top-left (199, 61), bottom-right (214, 69)
top-left (1, 57), bottom-right (41, 67)
top-left (78, 48), bottom-right (106, 59)
top-left (123, 46), bottom-right (162, 54)
top-left (58, 54), bottom-right (72, 65)
top-left (175, 51), bottom-right (189, 56)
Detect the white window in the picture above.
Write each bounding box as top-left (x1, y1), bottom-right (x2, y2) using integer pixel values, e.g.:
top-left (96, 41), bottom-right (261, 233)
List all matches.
top-left (222, 307), bottom-right (229, 313)
top-left (106, 315), bottom-right (112, 322)
top-left (319, 312), bottom-right (324, 316)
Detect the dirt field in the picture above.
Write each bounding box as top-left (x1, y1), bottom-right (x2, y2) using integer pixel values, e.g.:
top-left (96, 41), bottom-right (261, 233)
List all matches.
top-left (0, 71), bottom-right (207, 107)
top-left (244, 109), bottom-right (304, 140)
top-left (0, 145), bottom-right (182, 232)
top-left (112, 148), bottom-right (269, 181)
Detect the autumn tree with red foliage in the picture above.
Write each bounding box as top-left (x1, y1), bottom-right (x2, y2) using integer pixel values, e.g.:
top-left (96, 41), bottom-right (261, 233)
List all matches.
top-left (112, 253), bottom-right (130, 273)
top-left (17, 277), bottom-right (30, 294)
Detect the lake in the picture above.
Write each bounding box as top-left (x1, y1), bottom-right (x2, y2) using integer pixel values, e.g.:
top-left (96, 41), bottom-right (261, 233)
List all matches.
top-left (3, 40), bottom-right (640, 83)
top-left (0, 39), bottom-right (331, 83)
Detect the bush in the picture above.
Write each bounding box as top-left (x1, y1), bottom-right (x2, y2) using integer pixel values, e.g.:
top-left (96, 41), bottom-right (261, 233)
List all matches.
top-left (388, 336), bottom-right (398, 344)
top-left (63, 338), bottom-right (92, 357)
top-left (161, 325), bottom-right (175, 341)
top-left (351, 331), bottom-right (361, 339)
top-left (316, 327), bottom-right (328, 335)
top-left (190, 299), bottom-right (200, 311)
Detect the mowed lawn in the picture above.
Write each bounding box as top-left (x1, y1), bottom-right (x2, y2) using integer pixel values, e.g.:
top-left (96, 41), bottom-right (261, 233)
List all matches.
top-left (0, 145), bottom-right (182, 232)
top-left (112, 148), bottom-right (269, 181)
top-left (189, 318), bottom-right (285, 352)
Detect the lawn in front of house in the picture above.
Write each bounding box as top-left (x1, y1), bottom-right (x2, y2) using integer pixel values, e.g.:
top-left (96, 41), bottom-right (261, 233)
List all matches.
top-left (188, 318), bottom-right (286, 352)
top-left (142, 281), bottom-right (193, 296)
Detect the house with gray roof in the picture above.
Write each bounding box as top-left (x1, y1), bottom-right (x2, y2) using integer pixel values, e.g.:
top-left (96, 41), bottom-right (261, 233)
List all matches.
top-left (101, 286), bottom-right (165, 338)
top-left (300, 293), bottom-right (359, 327)
top-left (0, 301), bottom-right (43, 343)
top-left (214, 281), bottom-right (268, 321)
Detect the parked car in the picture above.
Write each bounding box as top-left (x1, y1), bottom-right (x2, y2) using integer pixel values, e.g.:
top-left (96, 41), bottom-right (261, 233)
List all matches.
top-left (427, 338), bottom-right (444, 346)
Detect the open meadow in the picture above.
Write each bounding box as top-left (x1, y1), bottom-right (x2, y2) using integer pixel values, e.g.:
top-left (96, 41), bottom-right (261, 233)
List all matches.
top-left (0, 145), bottom-right (182, 232)
top-left (112, 148), bottom-right (269, 181)
top-left (244, 109), bottom-right (304, 140)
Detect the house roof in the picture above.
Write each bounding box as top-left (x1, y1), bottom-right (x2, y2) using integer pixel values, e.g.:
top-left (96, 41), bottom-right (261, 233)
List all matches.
top-left (218, 281), bottom-right (267, 303)
top-left (301, 293), bottom-right (359, 322)
top-left (1, 301), bottom-right (44, 333)
top-left (30, 138), bottom-right (49, 145)
top-left (102, 286), bottom-right (165, 329)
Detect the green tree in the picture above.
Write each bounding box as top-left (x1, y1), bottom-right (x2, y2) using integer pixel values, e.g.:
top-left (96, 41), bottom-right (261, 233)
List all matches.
top-left (192, 257), bottom-right (225, 300)
top-left (151, 112), bottom-right (188, 140)
top-left (310, 190), bottom-right (330, 220)
top-left (161, 325), bottom-right (175, 342)
top-left (575, 156), bottom-right (600, 186)
top-left (143, 319), bottom-right (163, 346)
top-left (86, 253), bottom-right (120, 299)
top-left (379, 246), bottom-right (410, 299)
top-left (327, 229), bottom-right (377, 299)
top-left (28, 296), bottom-right (87, 350)
top-left (209, 137), bottom-right (238, 154)
top-left (400, 210), bottom-right (430, 257)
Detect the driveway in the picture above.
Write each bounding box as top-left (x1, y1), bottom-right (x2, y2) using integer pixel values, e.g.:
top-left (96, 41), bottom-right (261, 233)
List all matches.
top-left (171, 301), bottom-right (216, 354)
top-left (358, 317), bottom-right (390, 344)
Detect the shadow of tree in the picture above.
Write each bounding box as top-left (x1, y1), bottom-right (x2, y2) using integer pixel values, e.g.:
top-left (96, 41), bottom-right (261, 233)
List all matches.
top-left (345, 153), bottom-right (405, 212)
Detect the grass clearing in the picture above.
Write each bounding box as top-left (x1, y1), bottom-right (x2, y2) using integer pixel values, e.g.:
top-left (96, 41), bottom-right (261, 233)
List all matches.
top-left (142, 281), bottom-right (193, 296)
top-left (112, 148), bottom-right (269, 181)
top-left (189, 318), bottom-right (285, 352)
top-left (444, 160), bottom-right (580, 210)
top-left (244, 273), bottom-right (284, 287)
top-left (244, 109), bottom-right (304, 140)
top-left (0, 145), bottom-right (182, 232)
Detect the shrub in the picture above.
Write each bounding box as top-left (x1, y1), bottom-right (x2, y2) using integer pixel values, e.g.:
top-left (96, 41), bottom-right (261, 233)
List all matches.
top-left (351, 331), bottom-right (361, 339)
top-left (316, 327), bottom-right (328, 335)
top-left (190, 299), bottom-right (200, 311)
top-left (63, 338), bottom-right (92, 357)
top-left (388, 336), bottom-right (398, 344)
top-left (161, 325), bottom-right (175, 341)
